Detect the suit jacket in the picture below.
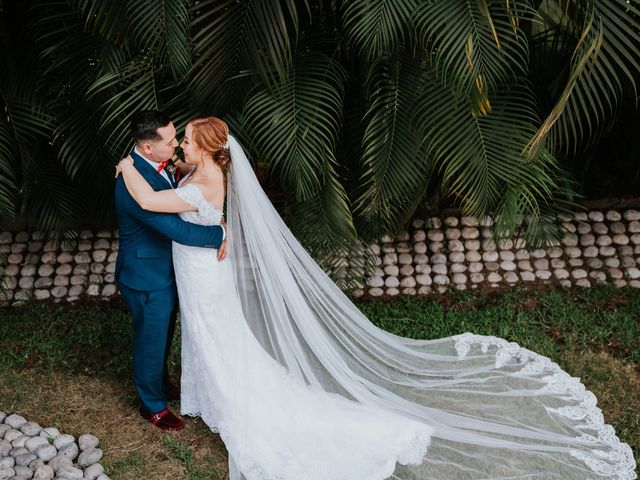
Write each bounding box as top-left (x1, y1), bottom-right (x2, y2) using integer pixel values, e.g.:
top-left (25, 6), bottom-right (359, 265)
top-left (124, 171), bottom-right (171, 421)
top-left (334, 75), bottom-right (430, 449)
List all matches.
top-left (115, 150), bottom-right (224, 291)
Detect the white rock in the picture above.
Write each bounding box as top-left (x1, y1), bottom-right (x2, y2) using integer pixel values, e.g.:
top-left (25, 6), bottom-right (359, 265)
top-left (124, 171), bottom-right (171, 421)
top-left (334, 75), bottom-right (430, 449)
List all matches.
top-left (626, 267), bottom-right (640, 280)
top-left (52, 435), bottom-right (75, 450)
top-left (400, 277), bottom-right (416, 288)
top-left (57, 465), bottom-right (83, 479)
top-left (623, 209), bottom-right (640, 221)
top-left (628, 221), bottom-right (640, 233)
top-left (368, 288), bottom-right (384, 297)
top-left (431, 253), bottom-right (446, 264)
top-left (386, 287), bottom-right (399, 296)
top-left (367, 277), bottom-right (384, 288)
top-left (412, 219), bottom-right (425, 229)
top-left (432, 264), bottom-right (447, 275)
top-left (461, 227), bottom-right (479, 239)
top-left (561, 234), bottom-right (578, 247)
top-left (428, 241), bottom-right (444, 253)
top-left (413, 255), bottom-right (429, 266)
top-left (382, 254), bottom-right (397, 266)
top-left (588, 211), bottom-right (604, 222)
top-left (77, 447), bottom-right (103, 467)
top-left (468, 262), bottom-right (483, 273)
top-left (36, 444), bottom-right (57, 462)
top-left (575, 278), bottom-right (591, 288)
top-left (433, 274), bottom-right (449, 285)
top-left (553, 269), bottom-right (569, 280)
top-left (444, 217), bottom-right (458, 227)
top-left (534, 259), bottom-right (549, 270)
top-left (503, 272), bottom-right (519, 283)
top-left (416, 275), bottom-right (432, 286)
top-left (599, 246), bottom-right (616, 257)
top-left (445, 229), bottom-right (461, 240)
top-left (520, 271), bottom-right (536, 282)
top-left (487, 272), bottom-right (502, 283)
top-left (605, 210), bottom-right (621, 221)
top-left (427, 230), bottom-right (444, 242)
top-left (470, 273), bottom-right (484, 283)
top-left (450, 263), bottom-right (466, 274)
top-left (535, 270), bottom-right (552, 280)
top-left (587, 258), bottom-right (604, 269)
top-left (383, 265), bottom-right (399, 276)
top-left (415, 264), bottom-right (431, 274)
top-left (564, 247), bottom-right (581, 258)
top-left (482, 251), bottom-right (499, 262)
top-left (83, 463), bottom-right (104, 480)
top-left (33, 465), bottom-right (54, 479)
top-left (413, 230), bottom-right (426, 242)
top-left (571, 269), bottom-right (587, 279)
top-left (579, 234), bottom-right (595, 246)
top-left (465, 251), bottom-right (481, 262)
top-left (384, 276), bottom-right (399, 288)
top-left (46, 454), bottom-right (72, 472)
top-left (448, 252), bottom-right (465, 263)
top-left (399, 265), bottom-right (414, 276)
top-left (576, 222), bottom-right (591, 234)
top-left (593, 222), bottom-right (608, 235)
top-left (461, 216), bottom-right (478, 227)
top-left (448, 240), bottom-right (464, 252)
top-left (531, 249), bottom-right (547, 258)
top-left (500, 261), bottom-right (516, 271)
top-left (398, 254), bottom-right (412, 265)
top-left (613, 234), bottom-right (629, 245)
top-left (429, 217), bottom-right (442, 229)
top-left (5, 415), bottom-right (27, 429)
top-left (464, 239), bottom-right (480, 251)
top-left (25, 437), bottom-right (49, 452)
top-left (583, 246), bottom-right (599, 258)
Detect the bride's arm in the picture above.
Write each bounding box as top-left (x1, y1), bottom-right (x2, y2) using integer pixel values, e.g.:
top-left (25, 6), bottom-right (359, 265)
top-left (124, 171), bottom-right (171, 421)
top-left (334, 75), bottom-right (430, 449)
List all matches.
top-left (116, 156), bottom-right (197, 213)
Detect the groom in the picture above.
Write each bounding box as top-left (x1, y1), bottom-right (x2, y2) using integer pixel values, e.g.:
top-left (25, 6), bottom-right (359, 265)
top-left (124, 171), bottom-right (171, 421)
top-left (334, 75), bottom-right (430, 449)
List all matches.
top-left (115, 110), bottom-right (226, 431)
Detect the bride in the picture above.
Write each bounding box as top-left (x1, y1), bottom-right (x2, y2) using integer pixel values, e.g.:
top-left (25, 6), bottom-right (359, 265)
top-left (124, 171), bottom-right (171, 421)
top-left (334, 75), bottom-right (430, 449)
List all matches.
top-left (116, 116), bottom-right (636, 480)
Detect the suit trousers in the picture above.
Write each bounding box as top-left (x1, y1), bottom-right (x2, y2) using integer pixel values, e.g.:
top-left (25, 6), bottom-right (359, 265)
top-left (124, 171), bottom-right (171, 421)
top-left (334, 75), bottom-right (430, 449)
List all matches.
top-left (118, 282), bottom-right (178, 414)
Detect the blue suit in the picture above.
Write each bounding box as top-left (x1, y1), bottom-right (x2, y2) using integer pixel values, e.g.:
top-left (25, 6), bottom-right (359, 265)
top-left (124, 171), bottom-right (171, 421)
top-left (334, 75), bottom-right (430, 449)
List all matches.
top-left (115, 150), bottom-right (224, 414)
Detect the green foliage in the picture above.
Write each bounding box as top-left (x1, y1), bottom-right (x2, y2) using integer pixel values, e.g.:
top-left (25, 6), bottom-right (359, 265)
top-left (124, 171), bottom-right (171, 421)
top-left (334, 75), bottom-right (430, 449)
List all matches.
top-left (1, 0), bottom-right (639, 252)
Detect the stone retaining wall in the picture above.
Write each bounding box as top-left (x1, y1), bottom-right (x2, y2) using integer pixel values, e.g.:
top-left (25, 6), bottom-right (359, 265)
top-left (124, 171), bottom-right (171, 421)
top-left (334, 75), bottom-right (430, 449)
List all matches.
top-left (1, 209), bottom-right (640, 305)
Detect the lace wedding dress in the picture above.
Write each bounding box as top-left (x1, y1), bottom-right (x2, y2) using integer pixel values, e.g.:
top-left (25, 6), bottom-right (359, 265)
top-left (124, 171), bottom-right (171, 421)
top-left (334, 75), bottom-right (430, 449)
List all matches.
top-left (172, 182), bottom-right (432, 480)
top-left (167, 135), bottom-right (636, 480)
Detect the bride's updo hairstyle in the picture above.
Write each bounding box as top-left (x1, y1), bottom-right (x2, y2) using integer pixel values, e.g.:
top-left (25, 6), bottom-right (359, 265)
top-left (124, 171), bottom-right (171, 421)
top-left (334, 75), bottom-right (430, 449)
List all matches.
top-left (188, 116), bottom-right (231, 169)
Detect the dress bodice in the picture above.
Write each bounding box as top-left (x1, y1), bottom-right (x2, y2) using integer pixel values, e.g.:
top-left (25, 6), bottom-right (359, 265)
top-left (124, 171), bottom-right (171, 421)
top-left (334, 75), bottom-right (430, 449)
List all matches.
top-left (174, 183), bottom-right (223, 226)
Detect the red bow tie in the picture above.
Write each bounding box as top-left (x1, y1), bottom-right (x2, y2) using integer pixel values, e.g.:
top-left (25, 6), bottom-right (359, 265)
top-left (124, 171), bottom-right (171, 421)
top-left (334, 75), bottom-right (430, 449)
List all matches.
top-left (157, 160), bottom-right (181, 181)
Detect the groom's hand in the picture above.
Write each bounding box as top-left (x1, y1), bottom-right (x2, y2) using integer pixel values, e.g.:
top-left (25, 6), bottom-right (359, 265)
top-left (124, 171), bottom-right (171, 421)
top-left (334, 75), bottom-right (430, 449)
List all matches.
top-left (217, 239), bottom-right (227, 261)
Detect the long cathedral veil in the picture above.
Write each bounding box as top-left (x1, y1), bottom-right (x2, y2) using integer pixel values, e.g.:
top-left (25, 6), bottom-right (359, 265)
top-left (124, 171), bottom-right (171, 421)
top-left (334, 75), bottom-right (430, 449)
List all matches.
top-left (225, 134), bottom-right (636, 479)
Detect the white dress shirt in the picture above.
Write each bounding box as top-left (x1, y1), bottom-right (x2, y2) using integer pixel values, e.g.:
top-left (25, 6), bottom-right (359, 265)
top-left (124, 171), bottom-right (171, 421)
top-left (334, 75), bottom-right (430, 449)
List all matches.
top-left (133, 148), bottom-right (226, 241)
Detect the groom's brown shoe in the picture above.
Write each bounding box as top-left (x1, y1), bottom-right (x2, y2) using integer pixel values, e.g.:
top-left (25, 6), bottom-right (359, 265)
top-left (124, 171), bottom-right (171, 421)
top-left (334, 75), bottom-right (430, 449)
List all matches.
top-left (140, 407), bottom-right (184, 431)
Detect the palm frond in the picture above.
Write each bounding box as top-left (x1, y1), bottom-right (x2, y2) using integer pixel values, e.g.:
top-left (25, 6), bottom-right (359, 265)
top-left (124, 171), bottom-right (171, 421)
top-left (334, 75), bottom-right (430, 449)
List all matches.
top-left (189, 0), bottom-right (300, 109)
top-left (413, 0), bottom-right (536, 108)
top-left (343, 0), bottom-right (418, 60)
top-left (528, 0), bottom-right (640, 156)
top-left (240, 53), bottom-right (347, 202)
top-left (354, 54), bottom-right (433, 239)
top-left (126, 0), bottom-right (191, 80)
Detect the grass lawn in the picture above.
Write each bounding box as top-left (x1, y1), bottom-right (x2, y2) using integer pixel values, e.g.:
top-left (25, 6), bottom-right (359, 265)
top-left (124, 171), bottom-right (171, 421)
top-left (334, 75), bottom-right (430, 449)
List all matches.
top-left (0, 284), bottom-right (638, 479)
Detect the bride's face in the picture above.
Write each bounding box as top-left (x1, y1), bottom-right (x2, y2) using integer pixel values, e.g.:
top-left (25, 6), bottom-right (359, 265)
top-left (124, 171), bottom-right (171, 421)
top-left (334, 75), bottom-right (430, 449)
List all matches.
top-left (180, 123), bottom-right (200, 164)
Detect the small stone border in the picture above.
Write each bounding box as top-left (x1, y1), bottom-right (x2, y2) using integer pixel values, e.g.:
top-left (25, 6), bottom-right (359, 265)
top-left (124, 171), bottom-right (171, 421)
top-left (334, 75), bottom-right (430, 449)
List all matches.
top-left (0, 411), bottom-right (109, 479)
top-left (1, 209), bottom-right (640, 305)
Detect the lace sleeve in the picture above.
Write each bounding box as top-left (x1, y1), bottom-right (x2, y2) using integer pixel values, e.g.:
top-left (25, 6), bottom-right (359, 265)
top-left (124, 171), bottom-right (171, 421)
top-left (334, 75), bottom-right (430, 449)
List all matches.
top-left (175, 184), bottom-right (204, 210)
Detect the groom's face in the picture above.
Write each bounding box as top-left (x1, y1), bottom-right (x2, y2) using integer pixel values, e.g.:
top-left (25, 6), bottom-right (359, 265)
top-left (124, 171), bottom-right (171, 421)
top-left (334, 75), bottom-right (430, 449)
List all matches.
top-left (141, 122), bottom-right (179, 162)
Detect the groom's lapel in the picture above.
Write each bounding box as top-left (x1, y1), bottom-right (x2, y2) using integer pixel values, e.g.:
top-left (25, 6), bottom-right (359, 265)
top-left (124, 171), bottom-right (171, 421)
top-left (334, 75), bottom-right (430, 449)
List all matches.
top-left (130, 151), bottom-right (172, 191)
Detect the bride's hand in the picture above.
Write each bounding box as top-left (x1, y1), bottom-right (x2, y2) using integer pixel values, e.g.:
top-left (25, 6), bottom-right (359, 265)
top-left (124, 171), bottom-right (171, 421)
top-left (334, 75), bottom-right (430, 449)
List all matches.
top-left (114, 155), bottom-right (134, 178)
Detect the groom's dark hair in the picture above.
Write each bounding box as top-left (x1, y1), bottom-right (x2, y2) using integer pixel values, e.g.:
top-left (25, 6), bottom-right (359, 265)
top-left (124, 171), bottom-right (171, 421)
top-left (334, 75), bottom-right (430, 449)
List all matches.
top-left (130, 110), bottom-right (171, 143)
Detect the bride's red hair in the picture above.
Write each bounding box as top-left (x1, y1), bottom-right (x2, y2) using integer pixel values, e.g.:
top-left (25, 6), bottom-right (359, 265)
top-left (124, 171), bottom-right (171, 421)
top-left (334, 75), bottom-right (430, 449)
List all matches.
top-left (188, 116), bottom-right (230, 168)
